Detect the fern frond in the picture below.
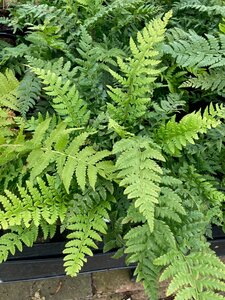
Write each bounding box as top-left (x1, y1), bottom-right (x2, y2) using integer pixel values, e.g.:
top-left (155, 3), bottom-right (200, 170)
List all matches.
top-left (16, 71), bottom-right (42, 118)
top-left (157, 105), bottom-right (223, 155)
top-left (155, 249), bottom-right (225, 299)
top-left (152, 93), bottom-right (186, 118)
top-left (180, 68), bottom-right (225, 96)
top-left (125, 218), bottom-right (177, 300)
top-left (25, 119), bottom-right (112, 192)
top-left (0, 118), bottom-right (111, 192)
top-left (156, 186), bottom-right (186, 223)
top-left (7, 3), bottom-right (75, 35)
top-left (107, 11), bottom-right (172, 125)
top-left (173, 0), bottom-right (225, 17)
top-left (125, 224), bottom-right (161, 300)
top-left (83, 0), bottom-right (145, 29)
top-left (113, 137), bottom-right (165, 231)
top-left (29, 65), bottom-right (90, 127)
top-left (0, 69), bottom-right (19, 111)
top-left (0, 175), bottom-right (69, 229)
top-left (63, 198), bottom-right (111, 276)
top-left (26, 56), bottom-right (77, 82)
top-left (0, 224), bottom-right (38, 263)
top-left (165, 29), bottom-right (225, 68)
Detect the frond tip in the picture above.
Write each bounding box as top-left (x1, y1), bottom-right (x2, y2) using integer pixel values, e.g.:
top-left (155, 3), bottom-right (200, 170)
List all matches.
top-left (107, 11), bottom-right (172, 125)
top-left (63, 199), bottom-right (111, 276)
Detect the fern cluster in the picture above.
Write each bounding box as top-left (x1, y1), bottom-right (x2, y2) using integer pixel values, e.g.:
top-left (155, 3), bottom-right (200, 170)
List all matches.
top-left (1, 1), bottom-right (225, 299)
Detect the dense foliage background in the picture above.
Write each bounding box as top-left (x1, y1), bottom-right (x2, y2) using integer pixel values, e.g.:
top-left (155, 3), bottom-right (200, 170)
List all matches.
top-left (1, 0), bottom-right (225, 299)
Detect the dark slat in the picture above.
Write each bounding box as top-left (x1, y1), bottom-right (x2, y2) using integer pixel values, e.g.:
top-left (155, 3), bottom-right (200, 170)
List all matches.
top-left (210, 238), bottom-right (225, 256)
top-left (0, 252), bottom-right (131, 283)
top-left (0, 238), bottom-right (224, 283)
top-left (212, 226), bottom-right (225, 239)
top-left (8, 242), bottom-right (65, 260)
top-left (0, 227), bottom-right (225, 283)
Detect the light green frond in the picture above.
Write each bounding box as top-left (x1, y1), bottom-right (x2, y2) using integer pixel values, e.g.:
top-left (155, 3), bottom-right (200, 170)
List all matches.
top-left (107, 11), bottom-right (172, 125)
top-left (0, 69), bottom-right (20, 110)
top-left (0, 224), bottom-right (38, 263)
top-left (0, 176), bottom-right (69, 230)
top-left (63, 198), bottom-right (111, 276)
top-left (155, 249), bottom-right (225, 299)
top-left (157, 105), bottom-right (223, 155)
top-left (113, 137), bottom-right (164, 231)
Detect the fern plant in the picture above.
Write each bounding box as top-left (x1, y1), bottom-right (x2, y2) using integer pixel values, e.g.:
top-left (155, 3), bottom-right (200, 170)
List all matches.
top-left (1, 2), bottom-right (225, 299)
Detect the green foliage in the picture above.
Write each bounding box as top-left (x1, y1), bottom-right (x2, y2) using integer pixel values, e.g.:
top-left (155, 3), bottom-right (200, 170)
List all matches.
top-left (1, 2), bottom-right (225, 299)
top-left (17, 71), bottom-right (42, 118)
top-left (180, 68), bottom-right (225, 96)
top-left (165, 29), bottom-right (225, 68)
top-left (173, 1), bottom-right (225, 17)
top-left (107, 11), bottom-right (172, 125)
top-left (0, 69), bottom-right (19, 110)
top-left (64, 195), bottom-right (111, 276)
top-left (0, 118), bottom-right (111, 192)
top-left (155, 250), bottom-right (225, 299)
top-left (157, 105), bottom-right (223, 155)
top-left (0, 225), bottom-right (38, 263)
top-left (0, 175), bottom-right (68, 229)
top-left (0, 69), bottom-right (20, 142)
top-left (113, 137), bottom-right (165, 231)
top-left (29, 62), bottom-right (90, 126)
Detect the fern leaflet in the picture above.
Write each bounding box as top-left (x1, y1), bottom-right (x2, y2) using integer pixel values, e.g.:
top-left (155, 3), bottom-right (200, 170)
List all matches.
top-left (107, 11), bottom-right (172, 125)
top-left (113, 137), bottom-right (165, 231)
top-left (63, 198), bottom-right (111, 276)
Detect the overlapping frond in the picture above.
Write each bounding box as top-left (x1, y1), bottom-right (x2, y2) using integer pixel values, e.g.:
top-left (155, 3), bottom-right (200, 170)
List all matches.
top-left (29, 65), bottom-right (90, 127)
top-left (155, 250), bottom-right (225, 300)
top-left (157, 105), bottom-right (223, 155)
top-left (107, 11), bottom-right (172, 125)
top-left (113, 137), bottom-right (165, 231)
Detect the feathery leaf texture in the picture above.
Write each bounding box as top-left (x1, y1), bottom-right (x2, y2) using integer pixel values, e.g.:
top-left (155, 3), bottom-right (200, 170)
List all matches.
top-left (165, 29), bottom-right (225, 68)
top-left (173, 1), bottom-right (225, 17)
top-left (155, 249), bottom-right (225, 299)
top-left (83, 0), bottom-right (145, 29)
top-left (0, 69), bottom-right (19, 111)
top-left (26, 56), bottom-right (77, 82)
top-left (107, 11), bottom-right (172, 125)
top-left (63, 198), bottom-right (111, 276)
top-left (0, 175), bottom-right (69, 229)
top-left (1, 2), bottom-right (225, 299)
top-left (0, 225), bottom-right (38, 263)
top-left (29, 64), bottom-right (90, 127)
top-left (26, 119), bottom-right (111, 192)
top-left (125, 218), bottom-right (178, 300)
top-left (180, 68), bottom-right (225, 96)
top-left (0, 70), bottom-right (20, 141)
top-left (157, 105), bottom-right (223, 155)
top-left (16, 71), bottom-right (42, 118)
top-left (113, 137), bottom-right (165, 231)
